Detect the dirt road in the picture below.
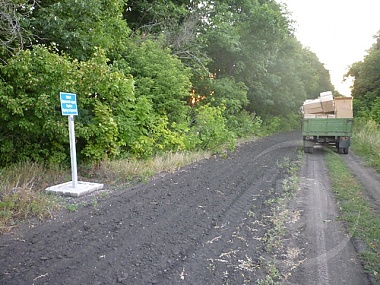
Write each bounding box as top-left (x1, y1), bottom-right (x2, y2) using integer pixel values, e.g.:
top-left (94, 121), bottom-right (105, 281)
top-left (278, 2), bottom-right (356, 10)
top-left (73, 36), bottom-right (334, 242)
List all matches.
top-left (0, 131), bottom-right (371, 284)
top-left (284, 148), bottom-right (369, 285)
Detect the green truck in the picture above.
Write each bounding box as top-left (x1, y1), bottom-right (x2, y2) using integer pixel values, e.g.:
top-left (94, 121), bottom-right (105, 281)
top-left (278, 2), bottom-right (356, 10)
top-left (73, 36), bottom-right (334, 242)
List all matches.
top-left (302, 118), bottom-right (354, 154)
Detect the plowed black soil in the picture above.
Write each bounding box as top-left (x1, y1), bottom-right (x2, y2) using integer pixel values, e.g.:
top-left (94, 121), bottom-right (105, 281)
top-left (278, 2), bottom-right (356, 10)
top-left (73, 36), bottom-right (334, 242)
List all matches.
top-left (0, 131), bottom-right (369, 285)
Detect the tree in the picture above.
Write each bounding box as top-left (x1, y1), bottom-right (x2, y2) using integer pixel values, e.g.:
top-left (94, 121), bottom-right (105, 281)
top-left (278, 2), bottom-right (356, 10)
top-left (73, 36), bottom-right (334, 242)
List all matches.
top-left (29, 0), bottom-right (130, 61)
top-left (0, 0), bottom-right (36, 60)
top-left (124, 0), bottom-right (189, 35)
top-left (120, 38), bottom-right (192, 124)
top-left (346, 33), bottom-right (380, 121)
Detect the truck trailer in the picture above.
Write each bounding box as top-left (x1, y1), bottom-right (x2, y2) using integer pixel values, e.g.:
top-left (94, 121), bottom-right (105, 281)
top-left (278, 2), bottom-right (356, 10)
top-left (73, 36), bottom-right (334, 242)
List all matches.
top-left (302, 117), bottom-right (353, 154)
top-left (301, 92), bottom-right (353, 154)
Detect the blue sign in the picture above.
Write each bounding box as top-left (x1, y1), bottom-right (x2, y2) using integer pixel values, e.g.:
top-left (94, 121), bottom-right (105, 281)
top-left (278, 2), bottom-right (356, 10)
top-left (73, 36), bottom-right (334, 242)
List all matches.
top-left (60, 92), bottom-right (78, 115)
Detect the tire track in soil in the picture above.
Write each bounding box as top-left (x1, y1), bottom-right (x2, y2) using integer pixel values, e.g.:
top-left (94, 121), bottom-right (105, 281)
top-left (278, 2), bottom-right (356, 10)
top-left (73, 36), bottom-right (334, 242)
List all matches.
top-left (342, 151), bottom-right (380, 210)
top-left (0, 131), bottom-right (300, 285)
top-left (161, 166), bottom-right (282, 284)
top-left (284, 148), bottom-right (370, 285)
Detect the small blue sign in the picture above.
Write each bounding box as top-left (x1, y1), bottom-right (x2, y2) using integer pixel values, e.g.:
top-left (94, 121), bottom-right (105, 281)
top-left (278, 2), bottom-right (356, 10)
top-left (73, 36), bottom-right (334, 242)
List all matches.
top-left (60, 92), bottom-right (78, 116)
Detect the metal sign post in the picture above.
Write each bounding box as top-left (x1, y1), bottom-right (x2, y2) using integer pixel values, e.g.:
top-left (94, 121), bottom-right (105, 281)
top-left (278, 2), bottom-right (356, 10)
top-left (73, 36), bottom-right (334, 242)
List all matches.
top-left (60, 92), bottom-right (78, 188)
top-left (46, 92), bottom-right (103, 197)
top-left (68, 115), bottom-right (78, 188)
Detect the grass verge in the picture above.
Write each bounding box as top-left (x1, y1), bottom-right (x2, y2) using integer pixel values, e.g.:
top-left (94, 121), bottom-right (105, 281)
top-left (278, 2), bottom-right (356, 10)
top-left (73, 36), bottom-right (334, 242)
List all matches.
top-left (0, 162), bottom-right (64, 235)
top-left (325, 151), bottom-right (380, 282)
top-left (351, 118), bottom-right (380, 172)
top-left (0, 151), bottom-right (211, 235)
top-left (90, 151), bottom-right (210, 185)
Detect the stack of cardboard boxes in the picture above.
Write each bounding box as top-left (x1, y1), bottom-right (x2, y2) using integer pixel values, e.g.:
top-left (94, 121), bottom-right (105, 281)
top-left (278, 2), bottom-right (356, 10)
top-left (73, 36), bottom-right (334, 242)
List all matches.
top-left (302, 91), bottom-right (353, 119)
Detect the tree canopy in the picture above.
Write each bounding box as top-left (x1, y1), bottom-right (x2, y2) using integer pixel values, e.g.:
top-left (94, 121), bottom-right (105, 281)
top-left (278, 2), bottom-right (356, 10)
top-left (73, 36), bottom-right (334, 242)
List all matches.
top-left (0, 0), bottom-right (335, 166)
top-left (346, 31), bottom-right (380, 122)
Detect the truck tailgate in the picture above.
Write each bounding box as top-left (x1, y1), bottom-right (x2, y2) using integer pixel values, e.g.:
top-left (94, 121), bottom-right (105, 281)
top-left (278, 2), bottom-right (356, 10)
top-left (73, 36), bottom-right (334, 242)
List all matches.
top-left (302, 118), bottom-right (353, 137)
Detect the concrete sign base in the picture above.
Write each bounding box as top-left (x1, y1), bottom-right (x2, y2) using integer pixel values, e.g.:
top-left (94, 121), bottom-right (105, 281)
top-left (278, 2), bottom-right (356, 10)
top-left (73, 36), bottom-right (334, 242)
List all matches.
top-left (46, 181), bottom-right (104, 197)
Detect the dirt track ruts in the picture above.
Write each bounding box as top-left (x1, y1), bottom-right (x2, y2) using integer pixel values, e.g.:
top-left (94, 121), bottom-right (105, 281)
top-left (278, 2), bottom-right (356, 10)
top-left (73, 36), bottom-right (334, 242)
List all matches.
top-left (284, 147), bottom-right (369, 285)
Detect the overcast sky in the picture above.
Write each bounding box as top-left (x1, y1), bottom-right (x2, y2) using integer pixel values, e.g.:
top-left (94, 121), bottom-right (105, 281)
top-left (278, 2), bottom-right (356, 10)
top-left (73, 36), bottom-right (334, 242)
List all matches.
top-left (277, 0), bottom-right (380, 96)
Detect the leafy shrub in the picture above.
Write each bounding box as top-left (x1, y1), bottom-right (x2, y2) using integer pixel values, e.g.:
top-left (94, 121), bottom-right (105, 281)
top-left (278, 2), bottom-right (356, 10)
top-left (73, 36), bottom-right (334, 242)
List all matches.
top-left (355, 93), bottom-right (380, 124)
top-left (122, 38), bottom-right (192, 124)
top-left (351, 118), bottom-right (380, 171)
top-left (205, 77), bottom-right (249, 115)
top-left (0, 46), bottom-right (73, 165)
top-left (0, 45), bottom-right (135, 166)
top-left (262, 113), bottom-right (301, 135)
top-left (262, 117), bottom-right (282, 135)
top-left (188, 104), bottom-right (236, 151)
top-left (226, 110), bottom-right (262, 138)
top-left (130, 116), bottom-right (187, 158)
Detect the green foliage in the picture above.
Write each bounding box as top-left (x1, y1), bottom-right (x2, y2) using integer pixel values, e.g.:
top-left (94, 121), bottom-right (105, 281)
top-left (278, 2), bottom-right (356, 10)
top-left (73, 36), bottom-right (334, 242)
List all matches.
top-left (262, 113), bottom-right (300, 135)
top-left (125, 0), bottom-right (188, 34)
top-left (0, 45), bottom-right (135, 165)
top-left (0, 0), bottom-right (36, 59)
top-left (0, 46), bottom-right (72, 165)
top-left (29, 0), bottom-right (130, 61)
top-left (130, 116), bottom-right (186, 158)
top-left (350, 50), bottom-right (380, 99)
top-left (226, 110), bottom-right (262, 138)
top-left (205, 77), bottom-right (249, 115)
top-left (0, 0), bottom-right (335, 165)
top-left (202, 0), bottom-right (333, 118)
top-left (188, 104), bottom-right (236, 151)
top-left (351, 118), bottom-right (380, 171)
top-left (347, 34), bottom-right (380, 122)
top-left (122, 38), bottom-right (192, 123)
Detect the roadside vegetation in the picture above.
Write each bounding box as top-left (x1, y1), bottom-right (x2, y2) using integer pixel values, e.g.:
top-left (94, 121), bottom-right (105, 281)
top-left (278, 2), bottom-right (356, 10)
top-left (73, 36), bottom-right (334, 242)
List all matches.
top-left (348, 29), bottom-right (380, 171)
top-left (325, 151), bottom-right (380, 283)
top-left (351, 118), bottom-right (380, 171)
top-left (0, 150), bottom-right (213, 235)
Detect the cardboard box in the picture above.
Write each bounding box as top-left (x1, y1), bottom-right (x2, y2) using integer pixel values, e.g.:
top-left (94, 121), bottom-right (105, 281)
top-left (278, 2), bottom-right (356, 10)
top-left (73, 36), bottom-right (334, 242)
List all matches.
top-left (304, 114), bottom-right (317, 118)
top-left (320, 91), bottom-right (333, 97)
top-left (321, 100), bottom-right (335, 113)
top-left (320, 94), bottom-right (333, 102)
top-left (304, 106), bottom-right (324, 114)
top-left (336, 109), bottom-right (353, 118)
top-left (303, 98), bottom-right (322, 109)
top-left (327, 114), bottom-right (336, 118)
top-left (335, 97), bottom-right (353, 110)
top-left (316, 114), bottom-right (328, 118)
top-left (303, 99), bottom-right (323, 114)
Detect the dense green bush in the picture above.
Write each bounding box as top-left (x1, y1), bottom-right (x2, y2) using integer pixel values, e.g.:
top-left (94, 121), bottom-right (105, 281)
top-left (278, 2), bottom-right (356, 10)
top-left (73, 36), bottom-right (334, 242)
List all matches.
top-left (0, 45), bottom-right (135, 165)
top-left (226, 110), bottom-right (262, 138)
top-left (189, 104), bottom-right (236, 151)
top-left (122, 38), bottom-right (192, 124)
top-left (261, 113), bottom-right (301, 135)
